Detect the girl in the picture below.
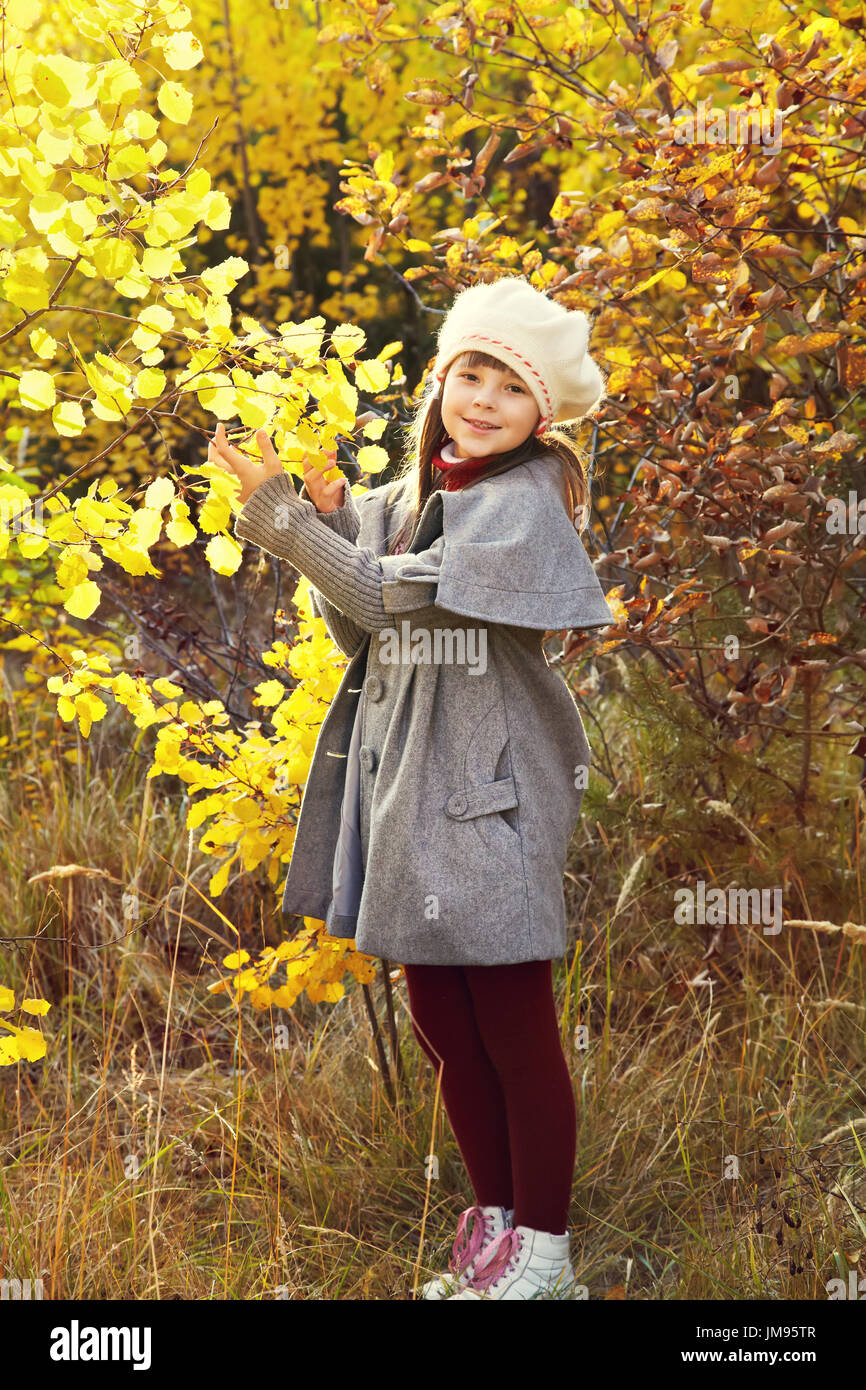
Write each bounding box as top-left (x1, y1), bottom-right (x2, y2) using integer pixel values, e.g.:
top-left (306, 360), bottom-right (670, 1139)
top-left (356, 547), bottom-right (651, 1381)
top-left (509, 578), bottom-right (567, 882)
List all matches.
top-left (209, 274), bottom-right (613, 1300)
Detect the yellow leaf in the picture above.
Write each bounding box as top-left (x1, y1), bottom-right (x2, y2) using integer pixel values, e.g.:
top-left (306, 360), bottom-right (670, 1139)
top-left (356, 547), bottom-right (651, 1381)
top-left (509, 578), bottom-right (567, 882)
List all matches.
top-left (4, 245), bottom-right (51, 312)
top-left (153, 676), bottom-right (185, 698)
top-left (0, 985), bottom-right (14, 1011)
top-left (331, 323), bottom-right (366, 361)
top-left (107, 144), bottom-right (148, 180)
top-left (142, 246), bottom-right (178, 278)
top-left (122, 108), bottom-right (159, 141)
top-left (203, 191), bottom-right (231, 230)
top-left (162, 31), bottom-right (204, 71)
top-left (356, 444), bottom-right (389, 474)
top-left (128, 507), bottom-right (163, 549)
top-left (15, 1027), bottom-right (47, 1062)
top-left (201, 257), bottom-right (248, 297)
top-left (75, 690), bottom-right (107, 737)
top-left (28, 1005), bottom-right (63, 1029)
top-left (623, 264), bottom-right (684, 299)
top-left (371, 341), bottom-right (399, 369)
top-left (91, 238), bottom-right (136, 281)
top-left (145, 476), bottom-right (175, 510)
top-left (166, 501), bottom-right (197, 547)
top-left (56, 548), bottom-right (89, 589)
top-left (781, 423), bottom-right (808, 443)
top-left (373, 150), bottom-right (394, 182)
top-left (136, 367), bottom-right (166, 399)
top-left (52, 401), bottom-right (86, 436)
top-left (280, 316), bottom-right (326, 361)
top-left (31, 57), bottom-right (72, 108)
top-left (157, 80), bottom-right (194, 123)
top-left (205, 533), bottom-right (242, 575)
top-left (678, 151), bottom-right (735, 186)
top-left (255, 679), bottom-right (287, 707)
top-left (63, 579), bottom-right (101, 619)
top-left (28, 191), bottom-right (67, 233)
top-left (133, 305), bottom-right (174, 351)
top-left (209, 855), bottom-right (235, 897)
top-left (29, 327), bottom-right (57, 359)
top-left (800, 14), bottom-right (838, 45)
top-left (18, 369), bottom-right (56, 410)
top-left (775, 331), bottom-right (842, 357)
top-left (355, 358), bottom-right (390, 392)
top-left (597, 209), bottom-right (626, 240)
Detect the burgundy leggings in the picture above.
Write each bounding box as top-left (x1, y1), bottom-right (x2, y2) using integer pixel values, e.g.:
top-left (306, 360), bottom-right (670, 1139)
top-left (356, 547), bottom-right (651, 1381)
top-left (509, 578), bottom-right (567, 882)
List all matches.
top-left (402, 959), bottom-right (576, 1234)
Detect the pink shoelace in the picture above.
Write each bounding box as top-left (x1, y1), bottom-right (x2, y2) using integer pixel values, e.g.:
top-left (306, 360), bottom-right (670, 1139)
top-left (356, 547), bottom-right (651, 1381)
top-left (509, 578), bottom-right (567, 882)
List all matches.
top-left (449, 1205), bottom-right (501, 1275)
top-left (465, 1228), bottom-right (524, 1292)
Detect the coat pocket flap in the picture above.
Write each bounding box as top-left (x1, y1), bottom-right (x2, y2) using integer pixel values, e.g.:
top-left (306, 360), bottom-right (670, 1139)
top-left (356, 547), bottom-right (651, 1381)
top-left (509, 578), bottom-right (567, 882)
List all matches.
top-left (444, 775), bottom-right (518, 821)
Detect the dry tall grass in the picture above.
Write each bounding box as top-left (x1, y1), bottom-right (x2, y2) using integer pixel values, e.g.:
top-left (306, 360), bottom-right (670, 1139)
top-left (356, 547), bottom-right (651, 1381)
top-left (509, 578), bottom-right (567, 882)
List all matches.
top-left (1, 684), bottom-right (864, 1301)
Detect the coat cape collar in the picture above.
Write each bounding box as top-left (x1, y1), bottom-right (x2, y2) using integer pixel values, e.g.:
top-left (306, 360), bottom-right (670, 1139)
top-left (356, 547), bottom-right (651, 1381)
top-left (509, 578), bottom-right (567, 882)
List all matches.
top-left (381, 453), bottom-right (614, 632)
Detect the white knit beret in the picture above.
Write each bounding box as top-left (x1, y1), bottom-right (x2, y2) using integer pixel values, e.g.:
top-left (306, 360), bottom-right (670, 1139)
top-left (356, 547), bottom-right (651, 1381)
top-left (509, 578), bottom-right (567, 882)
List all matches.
top-left (431, 275), bottom-right (605, 435)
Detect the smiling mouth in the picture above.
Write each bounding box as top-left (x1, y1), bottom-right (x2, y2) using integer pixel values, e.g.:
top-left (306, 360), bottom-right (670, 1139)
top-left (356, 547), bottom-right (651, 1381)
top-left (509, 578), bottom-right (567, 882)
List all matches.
top-left (464, 418), bottom-right (499, 430)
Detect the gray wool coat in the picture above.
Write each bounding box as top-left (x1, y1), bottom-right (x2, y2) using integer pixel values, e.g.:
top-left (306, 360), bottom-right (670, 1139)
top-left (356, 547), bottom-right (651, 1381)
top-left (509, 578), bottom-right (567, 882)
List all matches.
top-left (233, 450), bottom-right (614, 966)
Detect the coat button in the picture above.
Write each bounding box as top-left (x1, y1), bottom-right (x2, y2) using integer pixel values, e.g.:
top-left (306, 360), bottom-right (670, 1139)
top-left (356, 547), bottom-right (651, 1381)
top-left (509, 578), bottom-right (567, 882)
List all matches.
top-left (447, 792), bottom-right (467, 817)
top-left (359, 745), bottom-right (377, 773)
top-left (364, 674), bottom-right (384, 701)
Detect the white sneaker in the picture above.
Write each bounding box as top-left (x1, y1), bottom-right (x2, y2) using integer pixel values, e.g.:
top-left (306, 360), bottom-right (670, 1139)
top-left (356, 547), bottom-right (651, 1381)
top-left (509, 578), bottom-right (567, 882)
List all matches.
top-left (449, 1225), bottom-right (576, 1299)
top-left (419, 1204), bottom-right (514, 1299)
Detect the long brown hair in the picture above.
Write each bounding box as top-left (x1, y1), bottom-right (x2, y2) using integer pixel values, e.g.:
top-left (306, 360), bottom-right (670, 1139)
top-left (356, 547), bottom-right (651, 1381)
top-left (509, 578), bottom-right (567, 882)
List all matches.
top-left (384, 349), bottom-right (598, 556)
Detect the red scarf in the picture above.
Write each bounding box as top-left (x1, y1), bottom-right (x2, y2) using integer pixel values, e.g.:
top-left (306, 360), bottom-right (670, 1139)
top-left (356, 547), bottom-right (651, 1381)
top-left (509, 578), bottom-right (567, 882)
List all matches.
top-left (432, 445), bottom-right (499, 491)
top-left (392, 445), bottom-right (500, 553)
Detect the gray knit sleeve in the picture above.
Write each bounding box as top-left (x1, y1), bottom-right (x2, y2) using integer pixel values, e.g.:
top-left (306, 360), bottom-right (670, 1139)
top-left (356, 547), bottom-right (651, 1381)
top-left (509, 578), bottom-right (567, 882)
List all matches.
top-left (298, 476), bottom-right (362, 544)
top-left (293, 480), bottom-right (368, 654)
top-left (307, 585), bottom-right (368, 659)
top-left (233, 472), bottom-right (438, 632)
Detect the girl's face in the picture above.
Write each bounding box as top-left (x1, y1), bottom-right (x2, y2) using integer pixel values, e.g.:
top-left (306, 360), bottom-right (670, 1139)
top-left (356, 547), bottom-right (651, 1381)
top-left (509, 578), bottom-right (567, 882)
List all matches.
top-left (440, 353), bottom-right (541, 459)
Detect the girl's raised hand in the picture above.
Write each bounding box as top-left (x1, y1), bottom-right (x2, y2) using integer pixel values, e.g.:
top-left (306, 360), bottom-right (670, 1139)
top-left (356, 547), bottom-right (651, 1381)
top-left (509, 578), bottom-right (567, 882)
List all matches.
top-left (207, 424), bottom-right (345, 514)
top-left (302, 448), bottom-right (346, 514)
top-left (207, 423), bottom-right (284, 505)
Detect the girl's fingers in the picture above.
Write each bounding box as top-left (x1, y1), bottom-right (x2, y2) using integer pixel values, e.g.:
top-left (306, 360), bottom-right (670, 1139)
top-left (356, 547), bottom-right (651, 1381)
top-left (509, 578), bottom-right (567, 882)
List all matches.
top-left (255, 429), bottom-right (281, 468)
top-left (210, 431), bottom-right (242, 467)
top-left (212, 423), bottom-right (260, 470)
top-left (302, 448), bottom-right (338, 482)
top-left (212, 427), bottom-right (334, 483)
top-left (212, 423), bottom-right (230, 456)
top-left (207, 437), bottom-right (242, 483)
